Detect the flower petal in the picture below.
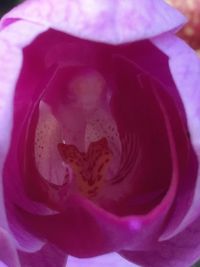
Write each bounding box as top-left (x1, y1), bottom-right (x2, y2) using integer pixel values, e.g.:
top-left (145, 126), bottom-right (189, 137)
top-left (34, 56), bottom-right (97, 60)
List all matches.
top-left (0, 227), bottom-right (20, 267)
top-left (18, 243), bottom-right (67, 267)
top-left (2, 0), bottom-right (186, 44)
top-left (67, 253), bottom-right (139, 267)
top-left (121, 214), bottom-right (200, 267)
top-left (0, 19), bottom-right (48, 251)
top-left (0, 25), bottom-right (22, 232)
top-left (151, 33), bottom-right (200, 239)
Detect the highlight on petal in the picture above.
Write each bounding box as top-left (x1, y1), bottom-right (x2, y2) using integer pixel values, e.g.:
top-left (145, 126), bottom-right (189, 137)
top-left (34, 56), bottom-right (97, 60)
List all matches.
top-left (0, 228), bottom-right (20, 267)
top-left (67, 253), bottom-right (139, 267)
top-left (2, 0), bottom-right (186, 44)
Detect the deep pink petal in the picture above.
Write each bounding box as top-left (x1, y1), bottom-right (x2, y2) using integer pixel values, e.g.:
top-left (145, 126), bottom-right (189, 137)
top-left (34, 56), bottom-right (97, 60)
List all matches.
top-left (120, 214), bottom-right (200, 267)
top-left (118, 33), bottom-right (200, 267)
top-left (0, 228), bottom-right (20, 267)
top-left (18, 243), bottom-right (67, 267)
top-left (1, 0), bottom-right (186, 44)
top-left (15, 156), bottom-right (177, 258)
top-left (108, 49), bottom-right (188, 216)
top-left (151, 34), bottom-right (200, 239)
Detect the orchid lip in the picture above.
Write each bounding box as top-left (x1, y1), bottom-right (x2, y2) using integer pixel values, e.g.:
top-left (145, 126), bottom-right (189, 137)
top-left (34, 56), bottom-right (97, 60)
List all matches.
top-left (57, 137), bottom-right (112, 199)
top-left (32, 68), bottom-right (145, 213)
top-left (23, 54), bottom-right (170, 217)
top-left (31, 69), bottom-right (140, 210)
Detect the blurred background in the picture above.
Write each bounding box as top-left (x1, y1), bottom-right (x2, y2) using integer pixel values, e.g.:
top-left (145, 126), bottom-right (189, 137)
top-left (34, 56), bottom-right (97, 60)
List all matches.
top-left (166, 0), bottom-right (200, 56)
top-left (0, 0), bottom-right (22, 16)
top-left (0, 0), bottom-right (200, 266)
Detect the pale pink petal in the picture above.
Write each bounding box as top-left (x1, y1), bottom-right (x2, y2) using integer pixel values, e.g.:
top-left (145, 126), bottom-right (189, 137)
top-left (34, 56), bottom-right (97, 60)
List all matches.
top-left (0, 26), bottom-right (22, 233)
top-left (67, 253), bottom-right (139, 267)
top-left (0, 20), bottom-right (48, 251)
top-left (2, 0), bottom-right (186, 44)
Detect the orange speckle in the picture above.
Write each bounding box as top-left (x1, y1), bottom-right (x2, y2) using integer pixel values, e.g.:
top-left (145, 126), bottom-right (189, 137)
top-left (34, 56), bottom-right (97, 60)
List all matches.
top-left (57, 137), bottom-right (112, 199)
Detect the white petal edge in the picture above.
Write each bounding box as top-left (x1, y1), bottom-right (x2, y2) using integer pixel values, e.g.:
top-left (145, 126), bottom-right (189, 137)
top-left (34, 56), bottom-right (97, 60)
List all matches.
top-left (67, 253), bottom-right (140, 267)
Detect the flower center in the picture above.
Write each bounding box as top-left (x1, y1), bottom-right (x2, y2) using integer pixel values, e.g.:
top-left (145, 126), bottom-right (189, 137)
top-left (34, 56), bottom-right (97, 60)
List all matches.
top-left (68, 69), bottom-right (106, 111)
top-left (33, 70), bottom-right (123, 208)
top-left (58, 137), bottom-right (112, 199)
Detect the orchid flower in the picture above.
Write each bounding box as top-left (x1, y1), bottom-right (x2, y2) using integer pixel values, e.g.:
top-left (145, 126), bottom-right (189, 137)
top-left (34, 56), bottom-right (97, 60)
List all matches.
top-left (0, 1), bottom-right (200, 267)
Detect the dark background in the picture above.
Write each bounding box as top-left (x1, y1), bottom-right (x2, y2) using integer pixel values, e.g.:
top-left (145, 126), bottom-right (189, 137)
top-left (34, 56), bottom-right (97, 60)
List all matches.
top-left (0, 0), bottom-right (21, 16)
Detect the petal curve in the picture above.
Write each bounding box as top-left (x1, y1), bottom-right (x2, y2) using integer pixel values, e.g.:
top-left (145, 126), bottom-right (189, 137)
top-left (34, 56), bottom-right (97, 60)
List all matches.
top-left (18, 243), bottom-right (67, 267)
top-left (2, 0), bottom-right (186, 44)
top-left (152, 33), bottom-right (200, 239)
top-left (0, 228), bottom-right (20, 267)
top-left (67, 253), bottom-right (139, 267)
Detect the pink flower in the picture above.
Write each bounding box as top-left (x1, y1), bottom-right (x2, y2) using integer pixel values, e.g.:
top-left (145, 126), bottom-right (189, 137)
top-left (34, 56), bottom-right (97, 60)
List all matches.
top-left (0, 0), bottom-right (200, 266)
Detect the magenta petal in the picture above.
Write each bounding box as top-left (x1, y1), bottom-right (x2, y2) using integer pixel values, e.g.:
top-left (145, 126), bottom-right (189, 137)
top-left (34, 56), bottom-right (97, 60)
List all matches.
top-left (115, 34), bottom-right (200, 267)
top-left (0, 228), bottom-right (20, 267)
top-left (15, 195), bottom-right (138, 257)
top-left (121, 214), bottom-right (200, 267)
top-left (151, 34), bottom-right (200, 239)
top-left (18, 243), bottom-right (67, 267)
top-left (15, 173), bottom-right (178, 259)
top-left (2, 0), bottom-right (185, 44)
